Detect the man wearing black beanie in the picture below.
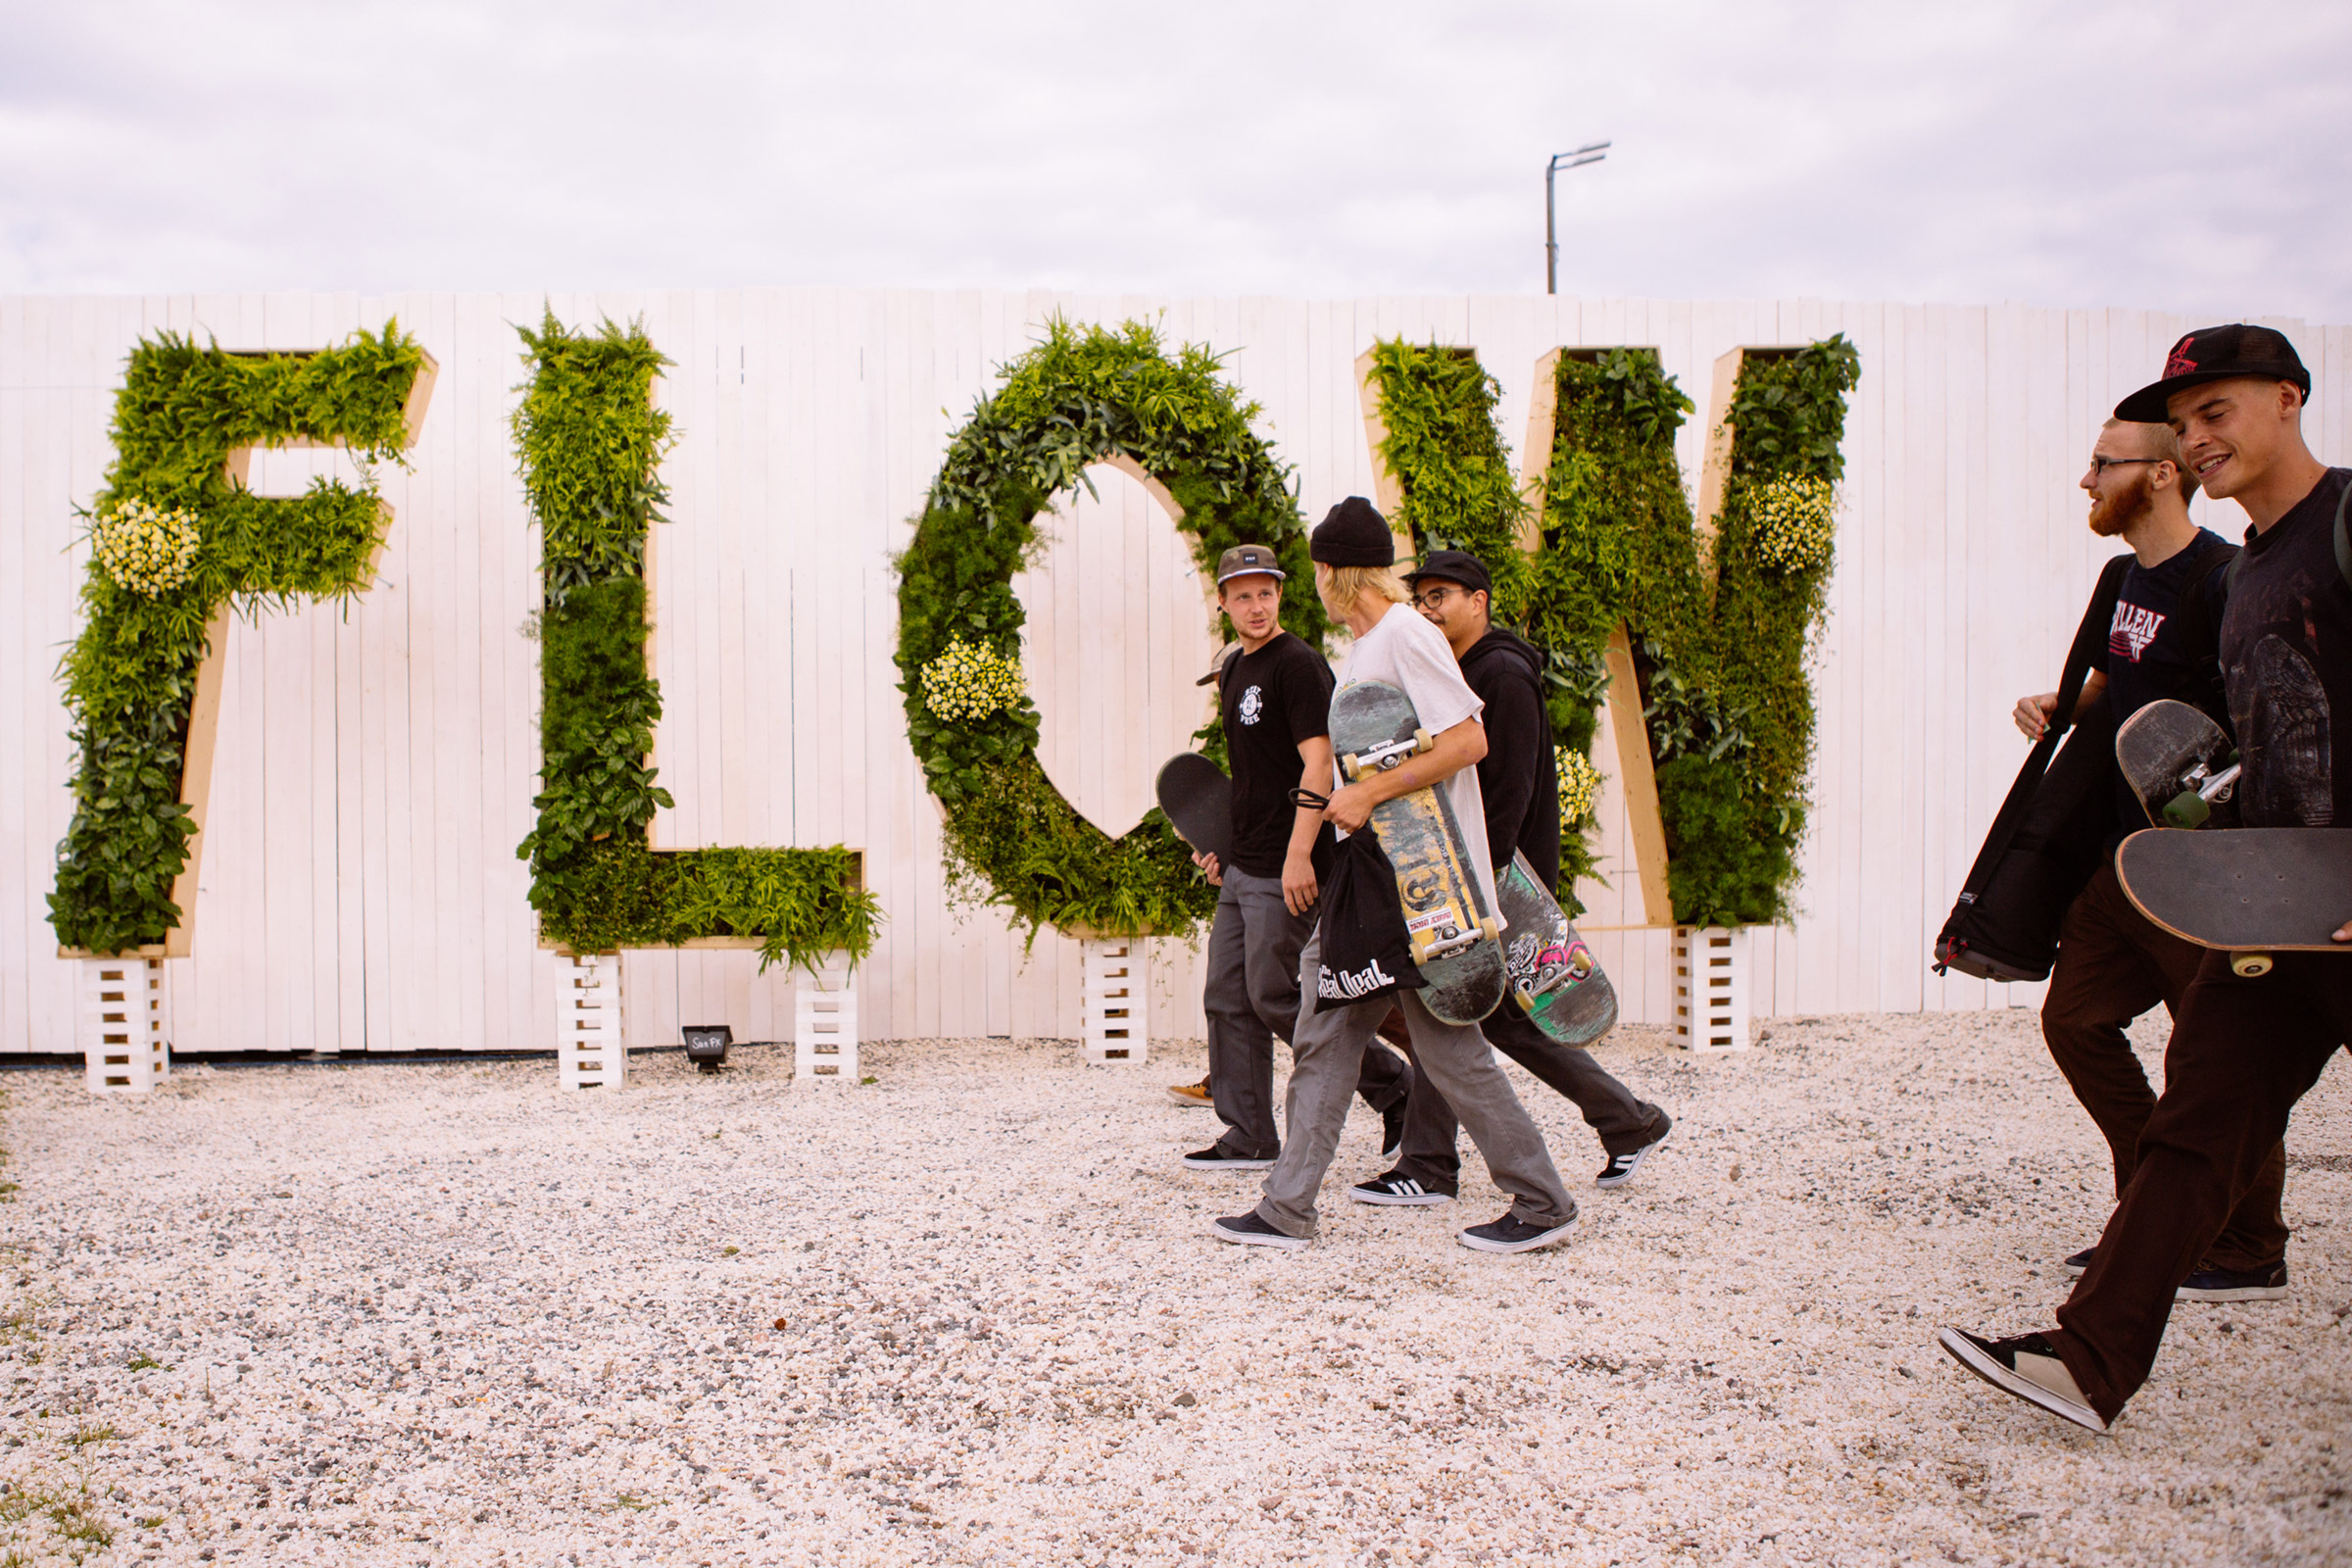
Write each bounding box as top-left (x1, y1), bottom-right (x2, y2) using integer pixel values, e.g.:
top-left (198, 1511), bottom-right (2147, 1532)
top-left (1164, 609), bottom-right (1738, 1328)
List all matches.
top-left (1209, 499), bottom-right (1581, 1255)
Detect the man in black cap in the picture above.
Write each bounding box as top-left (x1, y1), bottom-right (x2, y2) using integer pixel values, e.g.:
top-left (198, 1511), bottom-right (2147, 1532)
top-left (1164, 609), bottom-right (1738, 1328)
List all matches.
top-left (1208, 499), bottom-right (1582, 1255)
top-left (1178, 544), bottom-right (1412, 1175)
top-left (1349, 548), bottom-right (1673, 1207)
top-left (1940, 324), bottom-right (2352, 1434)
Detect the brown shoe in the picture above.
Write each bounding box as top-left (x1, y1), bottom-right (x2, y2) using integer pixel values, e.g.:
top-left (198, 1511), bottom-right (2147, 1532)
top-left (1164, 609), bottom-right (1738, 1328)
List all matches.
top-left (1167, 1077), bottom-right (1212, 1107)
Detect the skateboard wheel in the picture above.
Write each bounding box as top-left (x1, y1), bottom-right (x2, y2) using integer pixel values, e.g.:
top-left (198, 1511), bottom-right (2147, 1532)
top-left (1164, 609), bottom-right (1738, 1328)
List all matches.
top-left (1514, 988), bottom-right (1536, 1014)
top-left (2230, 952), bottom-right (2273, 978)
top-left (1478, 916), bottom-right (1499, 942)
top-left (2163, 791), bottom-right (2210, 830)
top-left (1412, 727), bottom-right (1433, 756)
top-left (1341, 755), bottom-right (1363, 784)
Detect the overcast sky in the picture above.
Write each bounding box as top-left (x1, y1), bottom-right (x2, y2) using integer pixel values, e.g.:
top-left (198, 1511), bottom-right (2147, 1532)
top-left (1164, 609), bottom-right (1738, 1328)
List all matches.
top-left (3, 0), bottom-right (2347, 320)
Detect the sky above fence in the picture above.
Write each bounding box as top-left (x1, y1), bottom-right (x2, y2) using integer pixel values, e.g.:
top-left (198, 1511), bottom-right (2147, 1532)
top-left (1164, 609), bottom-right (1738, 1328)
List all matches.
top-left (0, 1), bottom-right (2346, 320)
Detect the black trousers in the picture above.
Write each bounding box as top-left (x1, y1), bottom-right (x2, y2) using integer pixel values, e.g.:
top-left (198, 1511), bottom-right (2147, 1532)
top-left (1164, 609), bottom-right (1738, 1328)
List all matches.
top-left (1388, 1003), bottom-right (1664, 1193)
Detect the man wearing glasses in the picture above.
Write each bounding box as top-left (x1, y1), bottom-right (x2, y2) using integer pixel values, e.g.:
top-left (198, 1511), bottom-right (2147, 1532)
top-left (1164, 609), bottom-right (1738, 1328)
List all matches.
top-left (2009, 416), bottom-right (2290, 1303)
top-left (1348, 549), bottom-right (1673, 1208)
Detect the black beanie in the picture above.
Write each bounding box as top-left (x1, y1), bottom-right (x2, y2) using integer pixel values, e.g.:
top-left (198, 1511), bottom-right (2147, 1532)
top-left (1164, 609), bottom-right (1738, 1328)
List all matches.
top-left (1310, 497), bottom-right (1395, 566)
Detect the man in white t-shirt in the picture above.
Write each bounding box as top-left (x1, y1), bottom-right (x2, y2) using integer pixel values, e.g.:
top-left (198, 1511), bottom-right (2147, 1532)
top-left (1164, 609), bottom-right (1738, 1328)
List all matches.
top-left (1208, 497), bottom-right (1581, 1255)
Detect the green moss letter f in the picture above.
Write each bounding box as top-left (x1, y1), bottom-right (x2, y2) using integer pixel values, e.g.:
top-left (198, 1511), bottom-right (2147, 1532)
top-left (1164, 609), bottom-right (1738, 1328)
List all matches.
top-left (50, 326), bottom-right (435, 956)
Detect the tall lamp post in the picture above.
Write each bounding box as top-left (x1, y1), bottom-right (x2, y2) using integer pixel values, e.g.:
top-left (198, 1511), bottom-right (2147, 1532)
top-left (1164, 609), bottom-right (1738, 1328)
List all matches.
top-left (1545, 141), bottom-right (1610, 295)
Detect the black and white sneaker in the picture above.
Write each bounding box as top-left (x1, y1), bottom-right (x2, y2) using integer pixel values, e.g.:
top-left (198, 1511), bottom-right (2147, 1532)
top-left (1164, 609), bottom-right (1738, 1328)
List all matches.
top-left (2177, 1261), bottom-right (2287, 1301)
top-left (1381, 1102), bottom-right (1407, 1163)
top-left (1596, 1118), bottom-right (1672, 1189)
top-left (1348, 1171), bottom-right (1454, 1206)
top-left (1183, 1145), bottom-right (1275, 1172)
top-left (1458, 1207), bottom-right (1579, 1253)
top-left (1209, 1212), bottom-right (1308, 1250)
top-left (2062, 1247), bottom-right (2096, 1277)
top-left (1936, 1328), bottom-right (2108, 1434)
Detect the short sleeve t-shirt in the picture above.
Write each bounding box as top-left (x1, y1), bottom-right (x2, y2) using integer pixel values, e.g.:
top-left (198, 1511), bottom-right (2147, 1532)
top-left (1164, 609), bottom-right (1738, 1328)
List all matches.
top-left (2091, 527), bottom-right (2231, 837)
top-left (1331, 603), bottom-right (1497, 916)
top-left (2221, 467), bottom-right (2352, 828)
top-left (1221, 631), bottom-right (1336, 878)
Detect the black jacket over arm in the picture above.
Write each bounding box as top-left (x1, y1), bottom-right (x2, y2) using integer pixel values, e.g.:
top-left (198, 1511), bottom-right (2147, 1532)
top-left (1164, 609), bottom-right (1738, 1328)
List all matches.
top-left (1460, 627), bottom-right (1561, 891)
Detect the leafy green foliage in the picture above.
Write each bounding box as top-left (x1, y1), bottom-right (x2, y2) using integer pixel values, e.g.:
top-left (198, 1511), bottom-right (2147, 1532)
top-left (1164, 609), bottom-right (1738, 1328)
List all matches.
top-left (1371, 337), bottom-right (1858, 927)
top-left (1366, 341), bottom-right (1535, 617)
top-left (896, 317), bottom-right (1319, 936)
top-left (50, 325), bottom-right (425, 953)
top-left (514, 313), bottom-right (879, 966)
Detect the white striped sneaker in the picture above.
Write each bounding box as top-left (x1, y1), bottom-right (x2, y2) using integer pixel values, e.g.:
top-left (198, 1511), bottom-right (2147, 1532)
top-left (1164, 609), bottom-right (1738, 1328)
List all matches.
top-left (1348, 1171), bottom-right (1454, 1206)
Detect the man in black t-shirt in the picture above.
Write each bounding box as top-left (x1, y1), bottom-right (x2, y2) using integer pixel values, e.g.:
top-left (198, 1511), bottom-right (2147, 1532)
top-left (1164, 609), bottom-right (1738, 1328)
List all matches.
top-left (1350, 550), bottom-right (1673, 1205)
top-left (1943, 324), bottom-right (2352, 1435)
top-left (1180, 547), bottom-right (1410, 1173)
top-left (2008, 416), bottom-right (2287, 1298)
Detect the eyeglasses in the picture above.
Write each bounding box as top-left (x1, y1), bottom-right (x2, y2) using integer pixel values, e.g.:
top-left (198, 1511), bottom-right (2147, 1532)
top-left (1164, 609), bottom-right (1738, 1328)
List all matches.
top-left (1411, 586), bottom-right (1465, 612)
top-left (2088, 457), bottom-right (2163, 476)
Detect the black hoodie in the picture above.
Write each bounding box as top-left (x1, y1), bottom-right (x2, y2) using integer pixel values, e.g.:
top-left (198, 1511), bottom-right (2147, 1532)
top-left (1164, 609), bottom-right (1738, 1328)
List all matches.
top-left (1459, 626), bottom-right (1561, 890)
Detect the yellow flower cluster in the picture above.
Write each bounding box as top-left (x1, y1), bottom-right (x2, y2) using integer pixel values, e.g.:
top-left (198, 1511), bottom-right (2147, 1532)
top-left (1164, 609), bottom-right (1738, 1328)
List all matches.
top-left (1556, 745), bottom-right (1601, 831)
top-left (920, 638), bottom-right (1027, 723)
top-left (92, 498), bottom-right (203, 596)
top-left (1750, 474), bottom-right (1838, 575)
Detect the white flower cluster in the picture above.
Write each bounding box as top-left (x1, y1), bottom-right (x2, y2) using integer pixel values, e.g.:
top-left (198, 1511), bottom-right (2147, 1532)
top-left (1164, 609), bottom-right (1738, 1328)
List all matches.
top-left (920, 638), bottom-right (1027, 723)
top-left (1749, 474), bottom-right (1838, 575)
top-left (92, 497), bottom-right (203, 596)
top-left (1556, 745), bottom-right (1601, 832)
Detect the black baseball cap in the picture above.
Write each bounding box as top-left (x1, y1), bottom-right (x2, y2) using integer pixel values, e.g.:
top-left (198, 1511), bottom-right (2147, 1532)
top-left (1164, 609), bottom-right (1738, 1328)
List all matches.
top-left (1213, 544), bottom-right (1285, 585)
top-left (2115, 324), bottom-right (2312, 422)
top-left (1401, 549), bottom-right (1492, 598)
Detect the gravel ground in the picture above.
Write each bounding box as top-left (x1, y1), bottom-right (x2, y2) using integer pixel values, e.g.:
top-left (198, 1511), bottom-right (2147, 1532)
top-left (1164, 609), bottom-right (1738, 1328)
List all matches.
top-left (1, 1010), bottom-right (2348, 1567)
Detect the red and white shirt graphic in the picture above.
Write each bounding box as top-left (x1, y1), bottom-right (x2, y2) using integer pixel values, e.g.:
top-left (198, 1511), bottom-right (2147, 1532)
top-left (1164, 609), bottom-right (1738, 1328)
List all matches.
top-left (2109, 601), bottom-right (2167, 663)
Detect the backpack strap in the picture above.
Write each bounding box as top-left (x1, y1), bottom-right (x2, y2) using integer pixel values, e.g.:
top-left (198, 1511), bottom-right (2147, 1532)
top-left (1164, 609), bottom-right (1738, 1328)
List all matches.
top-left (1951, 555), bottom-right (2130, 909)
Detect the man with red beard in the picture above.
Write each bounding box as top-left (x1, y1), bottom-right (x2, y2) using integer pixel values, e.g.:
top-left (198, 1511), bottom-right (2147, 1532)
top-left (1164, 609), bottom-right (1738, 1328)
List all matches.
top-left (2008, 417), bottom-right (2291, 1303)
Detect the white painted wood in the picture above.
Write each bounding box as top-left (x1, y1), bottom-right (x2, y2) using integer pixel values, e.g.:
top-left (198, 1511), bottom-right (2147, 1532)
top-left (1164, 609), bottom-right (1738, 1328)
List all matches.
top-left (5, 289), bottom-right (2348, 1053)
top-left (557, 954), bottom-right (623, 1091)
top-left (1672, 926), bottom-right (1749, 1054)
top-left (1078, 937), bottom-right (1147, 1064)
top-left (79, 956), bottom-right (170, 1093)
top-left (793, 953), bottom-right (858, 1084)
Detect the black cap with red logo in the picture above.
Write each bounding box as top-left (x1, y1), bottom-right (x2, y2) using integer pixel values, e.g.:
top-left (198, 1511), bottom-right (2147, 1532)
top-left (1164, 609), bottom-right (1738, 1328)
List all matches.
top-left (2115, 323), bottom-right (2312, 422)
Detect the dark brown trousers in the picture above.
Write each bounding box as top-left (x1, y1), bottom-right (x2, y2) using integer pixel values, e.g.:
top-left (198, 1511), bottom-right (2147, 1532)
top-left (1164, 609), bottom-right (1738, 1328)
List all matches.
top-left (2050, 948), bottom-right (2351, 1422)
top-left (2040, 861), bottom-right (2288, 1270)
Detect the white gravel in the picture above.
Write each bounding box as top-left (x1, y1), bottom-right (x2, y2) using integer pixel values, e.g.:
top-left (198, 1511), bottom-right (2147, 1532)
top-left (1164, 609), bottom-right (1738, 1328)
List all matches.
top-left (2, 1011), bottom-right (2348, 1567)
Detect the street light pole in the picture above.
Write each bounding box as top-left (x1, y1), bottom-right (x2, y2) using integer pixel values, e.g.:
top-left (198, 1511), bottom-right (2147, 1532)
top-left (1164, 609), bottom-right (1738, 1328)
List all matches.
top-left (1545, 141), bottom-right (1610, 295)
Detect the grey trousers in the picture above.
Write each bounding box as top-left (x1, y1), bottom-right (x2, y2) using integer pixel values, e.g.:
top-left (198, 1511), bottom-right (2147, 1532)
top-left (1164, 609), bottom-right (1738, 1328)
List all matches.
top-left (1203, 869), bottom-right (1411, 1158)
top-left (1252, 929), bottom-right (1577, 1239)
top-left (1393, 1004), bottom-right (1666, 1193)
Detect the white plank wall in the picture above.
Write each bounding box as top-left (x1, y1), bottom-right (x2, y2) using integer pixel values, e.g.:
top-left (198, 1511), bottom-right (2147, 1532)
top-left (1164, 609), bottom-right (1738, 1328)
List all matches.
top-left (1, 291), bottom-right (2345, 1054)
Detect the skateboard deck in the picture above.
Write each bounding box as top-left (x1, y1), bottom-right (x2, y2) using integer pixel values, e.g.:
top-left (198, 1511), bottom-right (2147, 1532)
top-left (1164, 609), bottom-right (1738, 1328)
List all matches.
top-left (1155, 752), bottom-right (1232, 865)
top-left (1328, 679), bottom-right (1505, 1025)
top-left (1494, 851), bottom-right (1617, 1046)
top-left (2116, 827), bottom-right (2352, 977)
top-left (2115, 698), bottom-right (2238, 829)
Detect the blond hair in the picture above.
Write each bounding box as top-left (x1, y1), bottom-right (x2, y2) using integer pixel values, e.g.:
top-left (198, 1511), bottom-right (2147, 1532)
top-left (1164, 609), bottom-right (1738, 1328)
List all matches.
top-left (1320, 564), bottom-right (1410, 612)
top-left (2103, 416), bottom-right (2201, 500)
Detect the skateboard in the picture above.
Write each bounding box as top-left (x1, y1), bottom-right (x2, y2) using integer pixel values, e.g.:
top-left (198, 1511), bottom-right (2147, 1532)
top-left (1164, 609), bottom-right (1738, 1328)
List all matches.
top-left (1494, 851), bottom-right (1618, 1046)
top-left (2116, 827), bottom-right (2352, 977)
top-left (1328, 679), bottom-right (1505, 1025)
top-left (2115, 698), bottom-right (2239, 830)
top-left (1155, 752), bottom-right (1232, 864)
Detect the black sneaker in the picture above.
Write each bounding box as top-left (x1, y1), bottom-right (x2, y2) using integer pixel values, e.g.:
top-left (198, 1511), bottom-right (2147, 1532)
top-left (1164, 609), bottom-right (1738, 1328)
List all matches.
top-left (1596, 1115), bottom-right (1672, 1188)
top-left (1348, 1171), bottom-right (1454, 1206)
top-left (1936, 1328), bottom-right (2108, 1434)
top-left (1183, 1145), bottom-right (1275, 1172)
top-left (1209, 1212), bottom-right (1307, 1250)
top-left (1381, 1101), bottom-right (1407, 1162)
top-left (2177, 1260), bottom-right (2287, 1302)
top-left (1458, 1207), bottom-right (1579, 1253)
top-left (2062, 1247), bottom-right (2095, 1277)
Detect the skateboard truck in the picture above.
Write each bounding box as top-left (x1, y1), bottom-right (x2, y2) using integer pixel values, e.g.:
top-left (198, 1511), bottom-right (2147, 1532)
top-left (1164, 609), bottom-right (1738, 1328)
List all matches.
top-left (2163, 758), bottom-right (2240, 829)
top-left (1341, 728), bottom-right (1433, 782)
top-left (1418, 915), bottom-right (1501, 962)
top-left (1514, 946), bottom-right (1596, 1012)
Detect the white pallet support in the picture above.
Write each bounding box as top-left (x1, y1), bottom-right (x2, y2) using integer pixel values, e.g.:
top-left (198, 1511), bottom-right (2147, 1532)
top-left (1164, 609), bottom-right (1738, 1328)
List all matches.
top-left (1672, 925), bottom-right (1751, 1053)
top-left (79, 957), bottom-right (171, 1094)
top-left (558, 954), bottom-right (625, 1090)
top-left (1079, 938), bottom-right (1148, 1064)
top-left (794, 952), bottom-right (859, 1084)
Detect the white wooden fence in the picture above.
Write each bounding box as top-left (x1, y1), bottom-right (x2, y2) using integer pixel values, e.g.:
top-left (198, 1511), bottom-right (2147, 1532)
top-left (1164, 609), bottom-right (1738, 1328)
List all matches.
top-left (3, 290), bottom-right (2345, 1054)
